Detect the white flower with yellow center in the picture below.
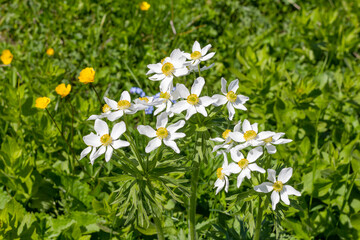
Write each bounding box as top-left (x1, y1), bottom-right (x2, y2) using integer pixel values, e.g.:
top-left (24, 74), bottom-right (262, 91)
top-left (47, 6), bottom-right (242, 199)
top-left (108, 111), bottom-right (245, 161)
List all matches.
top-left (137, 112), bottom-right (185, 153)
top-left (214, 152), bottom-right (232, 195)
top-left (133, 96), bottom-right (162, 110)
top-left (170, 77), bottom-right (215, 120)
top-left (104, 91), bottom-right (138, 121)
top-left (147, 49), bottom-right (188, 92)
top-left (183, 41), bottom-right (215, 66)
top-left (83, 119), bottom-right (130, 164)
top-left (211, 121), bottom-right (242, 154)
top-left (260, 132), bottom-right (293, 154)
top-left (228, 147), bottom-right (265, 188)
top-left (254, 168), bottom-right (301, 210)
top-left (153, 91), bottom-right (176, 116)
top-left (212, 78), bottom-right (249, 120)
top-left (87, 103), bottom-right (112, 120)
top-left (228, 119), bottom-right (274, 150)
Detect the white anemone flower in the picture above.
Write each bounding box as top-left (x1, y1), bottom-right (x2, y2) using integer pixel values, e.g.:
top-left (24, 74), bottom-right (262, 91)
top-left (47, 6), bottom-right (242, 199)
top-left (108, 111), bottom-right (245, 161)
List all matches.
top-left (80, 140), bottom-right (97, 162)
top-left (214, 152), bottom-right (232, 195)
top-left (87, 103), bottom-right (112, 120)
top-left (187, 63), bottom-right (215, 73)
top-left (137, 112), bottom-right (185, 153)
top-left (229, 119), bottom-right (274, 150)
top-left (183, 41), bottom-right (215, 67)
top-left (153, 91), bottom-right (176, 116)
top-left (83, 119), bottom-right (130, 164)
top-left (170, 77), bottom-right (215, 120)
top-left (133, 96), bottom-right (163, 111)
top-left (228, 146), bottom-right (265, 188)
top-left (254, 168), bottom-right (301, 210)
top-left (104, 91), bottom-right (138, 121)
top-left (260, 132), bottom-right (293, 154)
top-left (212, 78), bottom-right (249, 120)
top-left (147, 49), bottom-right (189, 92)
top-left (211, 120), bottom-right (242, 154)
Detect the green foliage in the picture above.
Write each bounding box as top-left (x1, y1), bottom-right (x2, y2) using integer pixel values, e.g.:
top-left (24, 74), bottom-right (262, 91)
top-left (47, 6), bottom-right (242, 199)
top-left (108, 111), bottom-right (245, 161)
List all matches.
top-left (0, 0), bottom-right (360, 239)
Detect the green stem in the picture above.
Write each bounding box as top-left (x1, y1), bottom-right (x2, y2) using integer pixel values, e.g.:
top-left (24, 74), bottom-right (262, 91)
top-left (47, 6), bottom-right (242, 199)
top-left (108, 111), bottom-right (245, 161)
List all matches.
top-left (189, 161), bottom-right (200, 240)
top-left (90, 83), bottom-right (102, 105)
top-left (154, 215), bottom-right (165, 240)
top-left (254, 196), bottom-right (264, 240)
top-left (197, 64), bottom-right (201, 77)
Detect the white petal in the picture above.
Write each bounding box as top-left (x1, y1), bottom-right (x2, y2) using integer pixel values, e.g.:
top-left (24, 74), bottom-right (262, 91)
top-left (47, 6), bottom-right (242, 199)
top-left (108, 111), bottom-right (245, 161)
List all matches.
top-left (221, 77), bottom-right (227, 95)
top-left (266, 144), bottom-right (277, 154)
top-left (191, 77), bottom-right (205, 96)
top-left (185, 106), bottom-right (197, 120)
top-left (137, 125), bottom-right (157, 138)
top-left (273, 139), bottom-right (293, 145)
top-left (237, 172), bottom-right (247, 188)
top-left (145, 138), bottom-right (162, 153)
top-left (111, 121), bottom-right (126, 139)
top-left (215, 179), bottom-right (225, 195)
top-left (199, 96), bottom-right (214, 107)
top-left (183, 53), bottom-right (191, 60)
top-left (89, 147), bottom-right (97, 165)
top-left (242, 119), bottom-right (251, 132)
top-left (175, 84), bottom-right (190, 98)
top-left (225, 176), bottom-right (229, 192)
top-left (247, 146), bottom-right (263, 162)
top-left (104, 97), bottom-right (118, 110)
top-left (94, 119), bottom-right (109, 136)
top-left (83, 133), bottom-right (101, 147)
top-left (170, 132), bottom-right (186, 140)
top-left (229, 132), bottom-right (245, 142)
top-left (234, 120), bottom-right (242, 132)
top-left (173, 67), bottom-right (188, 77)
top-left (171, 100), bottom-right (189, 114)
top-left (280, 190), bottom-right (290, 205)
top-left (211, 137), bottom-right (225, 143)
top-left (120, 91), bottom-right (131, 102)
top-left (248, 163), bottom-right (265, 173)
top-left (105, 147), bottom-right (113, 162)
top-left (147, 63), bottom-right (162, 73)
top-left (272, 132), bottom-right (285, 141)
top-left (227, 102), bottom-right (235, 121)
top-left (233, 98), bottom-right (247, 111)
top-left (192, 41), bottom-right (201, 52)
top-left (163, 139), bottom-right (180, 153)
top-left (283, 185), bottom-right (301, 196)
top-left (94, 145), bottom-right (106, 159)
top-left (107, 110), bottom-right (123, 122)
top-left (112, 139), bottom-right (130, 149)
top-left (87, 114), bottom-right (101, 120)
top-left (228, 162), bottom-right (241, 174)
top-left (228, 79), bottom-right (239, 93)
top-left (212, 94), bottom-right (227, 107)
top-left (160, 77), bottom-right (173, 93)
top-left (201, 44), bottom-right (211, 55)
top-left (237, 94), bottom-right (249, 103)
top-left (257, 131), bottom-right (275, 140)
top-left (243, 168), bottom-right (251, 179)
top-left (156, 112), bottom-right (168, 128)
top-left (196, 105), bottom-right (207, 117)
top-left (201, 52), bottom-right (215, 61)
top-left (167, 120), bottom-right (185, 133)
top-left (80, 146), bottom-right (92, 160)
top-left (278, 168), bottom-right (293, 184)
top-left (230, 148), bottom-right (244, 161)
top-left (154, 103), bottom-right (166, 115)
top-left (267, 169), bottom-right (277, 183)
top-left (271, 191), bottom-right (280, 210)
top-left (254, 182), bottom-right (273, 193)
top-left (252, 123), bottom-right (258, 133)
top-left (149, 73), bottom-right (165, 81)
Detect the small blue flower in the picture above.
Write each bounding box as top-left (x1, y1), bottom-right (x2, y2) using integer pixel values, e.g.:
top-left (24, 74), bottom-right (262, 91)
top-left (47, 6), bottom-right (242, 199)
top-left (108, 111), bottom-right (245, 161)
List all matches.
top-left (145, 106), bottom-right (154, 115)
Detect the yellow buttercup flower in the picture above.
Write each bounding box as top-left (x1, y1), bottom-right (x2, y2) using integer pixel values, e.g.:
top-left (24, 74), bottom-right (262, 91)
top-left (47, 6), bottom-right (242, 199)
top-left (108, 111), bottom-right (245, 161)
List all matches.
top-left (46, 48), bottom-right (54, 56)
top-left (1, 49), bottom-right (13, 65)
top-left (35, 97), bottom-right (51, 109)
top-left (78, 67), bottom-right (95, 84)
top-left (140, 1), bottom-right (150, 11)
top-left (55, 83), bottom-right (71, 98)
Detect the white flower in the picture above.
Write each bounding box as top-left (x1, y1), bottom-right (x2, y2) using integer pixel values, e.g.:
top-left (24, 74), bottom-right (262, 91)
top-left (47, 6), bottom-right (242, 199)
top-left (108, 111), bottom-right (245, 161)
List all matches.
top-left (104, 91), bottom-right (138, 121)
top-left (212, 78), bottom-right (249, 120)
top-left (137, 112), bottom-right (185, 153)
top-left (83, 119), bottom-right (130, 164)
top-left (187, 63), bottom-right (215, 73)
top-left (260, 132), bottom-right (293, 154)
top-left (214, 152), bottom-right (232, 195)
top-left (87, 103), bottom-right (112, 120)
top-left (153, 91), bottom-right (176, 116)
top-left (133, 96), bottom-right (163, 110)
top-left (228, 147), bottom-right (265, 188)
top-left (80, 144), bottom-right (97, 162)
top-left (147, 49), bottom-right (189, 92)
top-left (228, 119), bottom-right (274, 150)
top-left (211, 120), bottom-right (242, 154)
top-left (170, 77), bottom-right (215, 120)
top-left (183, 41), bottom-right (215, 66)
top-left (254, 168), bottom-right (301, 210)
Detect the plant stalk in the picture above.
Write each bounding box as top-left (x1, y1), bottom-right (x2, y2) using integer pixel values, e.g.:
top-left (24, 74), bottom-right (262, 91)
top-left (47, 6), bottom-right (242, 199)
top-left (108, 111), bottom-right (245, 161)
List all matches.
top-left (254, 196), bottom-right (264, 240)
top-left (154, 215), bottom-right (165, 240)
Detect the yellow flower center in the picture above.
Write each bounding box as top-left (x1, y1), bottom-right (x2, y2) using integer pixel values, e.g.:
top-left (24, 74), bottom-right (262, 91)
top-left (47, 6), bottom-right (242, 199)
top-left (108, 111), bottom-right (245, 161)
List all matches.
top-left (187, 94), bottom-right (199, 105)
top-left (222, 129), bottom-right (231, 139)
top-left (263, 137), bottom-right (273, 143)
top-left (117, 100), bottom-right (131, 110)
top-left (216, 167), bottom-right (224, 180)
top-left (139, 97), bottom-right (149, 103)
top-left (226, 91), bottom-right (237, 103)
top-left (244, 130), bottom-right (257, 141)
top-left (273, 181), bottom-right (283, 192)
top-left (161, 62), bottom-right (174, 76)
top-left (160, 91), bottom-right (170, 100)
top-left (102, 104), bottom-right (111, 113)
top-left (156, 127), bottom-right (168, 139)
top-left (190, 51), bottom-right (201, 60)
top-left (100, 134), bottom-right (112, 146)
top-left (238, 158), bottom-right (249, 169)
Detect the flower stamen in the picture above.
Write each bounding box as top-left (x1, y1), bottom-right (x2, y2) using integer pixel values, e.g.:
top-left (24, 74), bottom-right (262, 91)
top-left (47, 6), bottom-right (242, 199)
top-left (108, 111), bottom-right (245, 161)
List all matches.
top-left (226, 91), bottom-right (237, 102)
top-left (187, 94), bottom-right (199, 105)
top-left (238, 158), bottom-right (249, 169)
top-left (222, 129), bottom-right (231, 139)
top-left (156, 127), bottom-right (168, 139)
top-left (190, 51), bottom-right (201, 60)
top-left (102, 104), bottom-right (111, 113)
top-left (216, 167), bottom-right (224, 180)
top-left (161, 62), bottom-right (174, 76)
top-left (244, 130), bottom-right (257, 141)
top-left (264, 137), bottom-right (273, 143)
top-left (117, 100), bottom-right (131, 110)
top-left (100, 134), bottom-right (112, 146)
top-left (139, 97), bottom-right (149, 103)
top-left (273, 181), bottom-right (283, 192)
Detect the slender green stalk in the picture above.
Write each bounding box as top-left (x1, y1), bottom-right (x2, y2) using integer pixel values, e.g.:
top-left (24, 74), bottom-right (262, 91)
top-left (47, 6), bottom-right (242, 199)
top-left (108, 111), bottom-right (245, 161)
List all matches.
top-left (90, 83), bottom-right (102, 105)
top-left (154, 215), bottom-right (165, 240)
top-left (67, 99), bottom-right (76, 169)
top-left (254, 196), bottom-right (264, 240)
top-left (188, 161), bottom-right (200, 240)
top-left (197, 64), bottom-right (201, 77)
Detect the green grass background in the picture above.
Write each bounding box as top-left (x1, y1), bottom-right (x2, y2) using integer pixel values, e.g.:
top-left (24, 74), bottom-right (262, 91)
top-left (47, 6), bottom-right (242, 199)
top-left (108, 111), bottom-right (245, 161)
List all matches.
top-left (0, 0), bottom-right (360, 239)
